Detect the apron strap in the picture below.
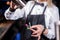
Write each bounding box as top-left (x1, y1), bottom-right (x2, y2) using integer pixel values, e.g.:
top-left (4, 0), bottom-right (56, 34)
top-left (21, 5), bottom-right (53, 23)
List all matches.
top-left (43, 6), bottom-right (47, 28)
top-left (28, 1), bottom-right (47, 16)
top-left (28, 2), bottom-right (36, 16)
top-left (43, 5), bottom-right (47, 14)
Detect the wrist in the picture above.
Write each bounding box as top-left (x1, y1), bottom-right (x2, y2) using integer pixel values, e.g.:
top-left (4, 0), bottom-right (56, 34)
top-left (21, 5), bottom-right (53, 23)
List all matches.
top-left (43, 29), bottom-right (48, 35)
top-left (42, 28), bottom-right (46, 33)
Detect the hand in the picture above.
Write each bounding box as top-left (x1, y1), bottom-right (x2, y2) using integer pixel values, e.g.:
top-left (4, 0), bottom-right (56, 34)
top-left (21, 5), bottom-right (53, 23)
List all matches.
top-left (30, 25), bottom-right (44, 37)
top-left (10, 1), bottom-right (18, 9)
top-left (38, 36), bottom-right (41, 40)
top-left (43, 29), bottom-right (48, 35)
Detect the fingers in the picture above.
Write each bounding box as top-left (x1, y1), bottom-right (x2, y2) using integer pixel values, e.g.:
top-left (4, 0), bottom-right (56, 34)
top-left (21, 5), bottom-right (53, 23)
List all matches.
top-left (30, 25), bottom-right (44, 30)
top-left (6, 1), bottom-right (10, 5)
top-left (30, 28), bottom-right (36, 32)
top-left (31, 33), bottom-right (40, 37)
top-left (10, 1), bottom-right (17, 9)
top-left (10, 1), bottom-right (13, 9)
top-left (38, 36), bottom-right (40, 40)
top-left (30, 28), bottom-right (41, 37)
top-left (32, 31), bottom-right (38, 35)
top-left (30, 25), bottom-right (44, 38)
top-left (30, 25), bottom-right (37, 29)
top-left (30, 26), bottom-right (39, 35)
top-left (32, 29), bottom-right (40, 35)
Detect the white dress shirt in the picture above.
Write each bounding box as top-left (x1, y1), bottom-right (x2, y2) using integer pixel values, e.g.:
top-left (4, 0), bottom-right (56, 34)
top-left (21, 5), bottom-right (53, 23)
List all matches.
top-left (4, 1), bottom-right (59, 39)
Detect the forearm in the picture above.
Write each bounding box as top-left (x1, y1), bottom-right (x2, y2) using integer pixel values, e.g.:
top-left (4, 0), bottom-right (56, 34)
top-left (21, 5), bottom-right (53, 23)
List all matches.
top-left (43, 28), bottom-right (55, 39)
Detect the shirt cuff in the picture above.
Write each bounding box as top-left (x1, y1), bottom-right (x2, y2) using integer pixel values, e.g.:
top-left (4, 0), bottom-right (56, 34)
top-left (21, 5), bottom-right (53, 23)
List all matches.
top-left (44, 29), bottom-right (55, 39)
top-left (9, 8), bottom-right (16, 12)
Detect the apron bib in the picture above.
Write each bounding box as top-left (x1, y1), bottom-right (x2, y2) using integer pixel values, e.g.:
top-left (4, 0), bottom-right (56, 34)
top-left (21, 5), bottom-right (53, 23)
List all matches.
top-left (24, 2), bottom-right (47, 40)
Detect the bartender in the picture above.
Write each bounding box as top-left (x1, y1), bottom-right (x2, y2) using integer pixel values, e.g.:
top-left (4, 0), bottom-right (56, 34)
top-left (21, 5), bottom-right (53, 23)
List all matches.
top-left (4, 0), bottom-right (59, 40)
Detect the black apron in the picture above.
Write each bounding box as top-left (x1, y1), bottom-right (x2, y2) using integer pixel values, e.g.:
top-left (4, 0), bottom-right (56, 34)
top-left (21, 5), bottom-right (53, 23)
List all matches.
top-left (24, 2), bottom-right (47, 40)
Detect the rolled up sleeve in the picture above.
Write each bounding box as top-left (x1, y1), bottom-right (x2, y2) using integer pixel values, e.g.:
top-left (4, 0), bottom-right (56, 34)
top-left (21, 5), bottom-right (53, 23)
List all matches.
top-left (4, 8), bottom-right (24, 20)
top-left (45, 19), bottom-right (55, 39)
top-left (44, 6), bottom-right (59, 39)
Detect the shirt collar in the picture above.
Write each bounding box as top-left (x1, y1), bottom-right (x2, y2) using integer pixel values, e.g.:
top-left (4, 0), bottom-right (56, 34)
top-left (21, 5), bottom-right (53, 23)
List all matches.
top-left (35, 0), bottom-right (47, 6)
